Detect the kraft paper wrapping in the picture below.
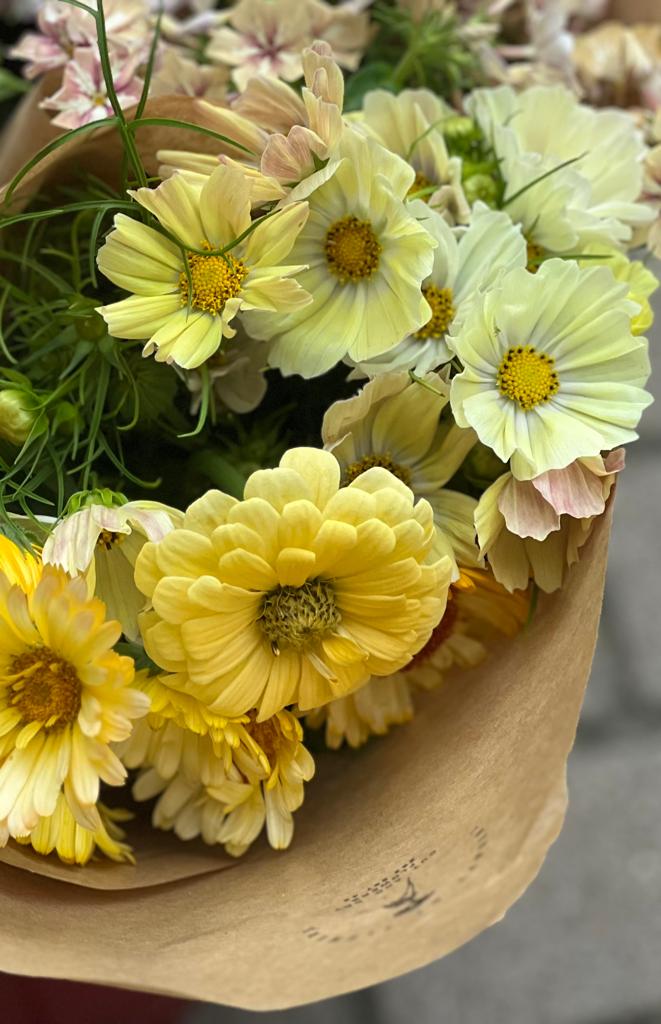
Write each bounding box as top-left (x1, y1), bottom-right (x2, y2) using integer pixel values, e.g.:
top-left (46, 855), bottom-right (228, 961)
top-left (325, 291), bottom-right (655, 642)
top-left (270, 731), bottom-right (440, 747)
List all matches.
top-left (0, 500), bottom-right (613, 1007)
top-left (0, 95), bottom-right (614, 1008)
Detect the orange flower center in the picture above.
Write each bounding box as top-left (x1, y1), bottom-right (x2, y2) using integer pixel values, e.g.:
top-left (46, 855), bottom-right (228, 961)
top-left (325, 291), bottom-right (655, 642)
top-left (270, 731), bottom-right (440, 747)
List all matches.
top-left (325, 216), bottom-right (381, 283)
top-left (416, 284), bottom-right (456, 340)
top-left (10, 646), bottom-right (82, 729)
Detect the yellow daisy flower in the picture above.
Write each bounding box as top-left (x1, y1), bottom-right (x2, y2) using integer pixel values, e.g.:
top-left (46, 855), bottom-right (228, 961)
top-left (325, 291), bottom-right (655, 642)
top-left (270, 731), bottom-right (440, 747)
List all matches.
top-left (306, 675), bottom-right (413, 750)
top-left (245, 127), bottom-right (437, 378)
top-left (0, 539), bottom-right (148, 836)
top-left (322, 371), bottom-right (480, 577)
top-left (135, 447), bottom-right (451, 720)
top-left (449, 259), bottom-right (652, 480)
top-left (579, 244), bottom-right (659, 336)
top-left (11, 795), bottom-right (134, 866)
top-left (97, 164), bottom-right (311, 369)
top-left (0, 534), bottom-right (41, 591)
top-left (133, 708), bottom-right (315, 856)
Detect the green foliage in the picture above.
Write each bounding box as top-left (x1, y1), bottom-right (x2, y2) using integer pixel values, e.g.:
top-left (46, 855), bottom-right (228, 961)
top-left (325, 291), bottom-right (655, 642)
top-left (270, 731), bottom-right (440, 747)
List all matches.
top-left (359, 1), bottom-right (490, 100)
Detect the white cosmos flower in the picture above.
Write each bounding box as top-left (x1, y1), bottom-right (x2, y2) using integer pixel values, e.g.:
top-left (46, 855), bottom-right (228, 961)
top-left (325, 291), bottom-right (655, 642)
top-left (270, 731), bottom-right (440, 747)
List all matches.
top-left (42, 500), bottom-right (182, 640)
top-left (245, 127), bottom-right (437, 379)
top-left (350, 200), bottom-right (526, 378)
top-left (448, 259), bottom-right (652, 481)
top-left (466, 84), bottom-right (654, 251)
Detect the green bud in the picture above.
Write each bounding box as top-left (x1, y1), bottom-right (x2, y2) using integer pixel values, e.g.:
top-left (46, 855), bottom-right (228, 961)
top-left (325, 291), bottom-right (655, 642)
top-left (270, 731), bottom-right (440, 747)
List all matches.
top-left (463, 173), bottom-right (499, 207)
top-left (0, 389), bottom-right (37, 446)
top-left (463, 442), bottom-right (508, 490)
top-left (65, 488), bottom-right (128, 515)
top-left (442, 115), bottom-right (483, 159)
top-left (76, 310), bottom-right (107, 342)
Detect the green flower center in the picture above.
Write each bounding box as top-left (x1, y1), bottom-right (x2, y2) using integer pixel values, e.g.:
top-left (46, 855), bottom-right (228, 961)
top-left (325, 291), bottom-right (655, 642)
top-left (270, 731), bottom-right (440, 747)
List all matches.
top-left (497, 344), bottom-right (559, 411)
top-left (9, 646), bottom-right (82, 729)
top-left (416, 284), bottom-right (456, 340)
top-left (179, 242), bottom-right (248, 316)
top-left (259, 580), bottom-right (340, 654)
top-left (325, 216), bottom-right (381, 283)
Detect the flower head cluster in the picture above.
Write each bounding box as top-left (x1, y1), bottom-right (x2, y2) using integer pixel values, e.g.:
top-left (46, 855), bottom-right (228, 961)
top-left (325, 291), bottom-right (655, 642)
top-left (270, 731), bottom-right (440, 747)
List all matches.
top-left (0, 537), bottom-right (148, 856)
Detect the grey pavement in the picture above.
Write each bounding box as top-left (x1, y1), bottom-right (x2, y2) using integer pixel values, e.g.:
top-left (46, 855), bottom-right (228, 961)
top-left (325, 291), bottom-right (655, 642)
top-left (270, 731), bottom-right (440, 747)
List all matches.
top-left (183, 264), bottom-right (661, 1023)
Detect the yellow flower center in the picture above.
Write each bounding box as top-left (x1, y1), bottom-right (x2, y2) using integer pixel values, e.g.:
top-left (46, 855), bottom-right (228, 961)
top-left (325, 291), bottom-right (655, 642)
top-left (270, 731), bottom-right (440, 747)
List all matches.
top-left (526, 239), bottom-right (546, 273)
top-left (408, 170), bottom-right (436, 200)
top-left (9, 646), bottom-right (82, 729)
top-left (325, 216), bottom-right (381, 283)
top-left (179, 242), bottom-right (248, 316)
top-left (497, 345), bottom-right (559, 411)
top-left (97, 529), bottom-right (123, 551)
top-left (343, 453), bottom-right (412, 487)
top-left (416, 285), bottom-right (456, 340)
top-left (259, 580), bottom-right (340, 654)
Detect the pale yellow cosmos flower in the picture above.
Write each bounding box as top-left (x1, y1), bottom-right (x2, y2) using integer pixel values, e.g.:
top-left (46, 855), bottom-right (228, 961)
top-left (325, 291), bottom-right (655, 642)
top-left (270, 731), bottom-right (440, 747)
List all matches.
top-left (449, 259), bottom-right (652, 481)
top-left (97, 164), bottom-right (311, 369)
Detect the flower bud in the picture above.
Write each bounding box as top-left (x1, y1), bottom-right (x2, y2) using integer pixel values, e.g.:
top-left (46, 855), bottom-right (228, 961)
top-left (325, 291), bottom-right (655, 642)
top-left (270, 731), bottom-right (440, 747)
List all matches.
top-left (0, 389), bottom-right (37, 446)
top-left (463, 173), bottom-right (499, 207)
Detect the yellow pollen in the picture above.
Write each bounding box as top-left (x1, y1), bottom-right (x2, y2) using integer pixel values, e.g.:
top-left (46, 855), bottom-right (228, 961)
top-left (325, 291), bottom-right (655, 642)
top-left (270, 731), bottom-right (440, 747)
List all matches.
top-left (416, 284), bottom-right (456, 340)
top-left (343, 452), bottom-right (412, 487)
top-left (9, 646), bottom-right (82, 729)
top-left (497, 345), bottom-right (559, 411)
top-left (526, 239), bottom-right (546, 273)
top-left (97, 529), bottom-right (123, 551)
top-left (325, 216), bottom-right (381, 283)
top-left (408, 170), bottom-right (436, 200)
top-left (179, 241), bottom-right (248, 316)
top-left (259, 580), bottom-right (340, 654)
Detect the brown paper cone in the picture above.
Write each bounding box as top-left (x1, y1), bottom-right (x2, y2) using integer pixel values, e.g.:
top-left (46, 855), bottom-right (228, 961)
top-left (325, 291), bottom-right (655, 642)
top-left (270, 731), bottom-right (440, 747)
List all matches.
top-left (0, 499), bottom-right (613, 1008)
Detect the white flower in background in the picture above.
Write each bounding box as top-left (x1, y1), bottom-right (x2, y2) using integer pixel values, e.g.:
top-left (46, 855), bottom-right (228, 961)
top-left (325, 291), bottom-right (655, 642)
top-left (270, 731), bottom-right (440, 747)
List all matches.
top-left (247, 128), bottom-right (437, 379)
top-left (475, 450), bottom-right (624, 592)
top-left (40, 47), bottom-right (143, 130)
top-left (11, 0), bottom-right (149, 79)
top-left (186, 329), bottom-right (268, 415)
top-left (322, 371), bottom-right (480, 577)
top-left (42, 500), bottom-right (182, 640)
top-left (467, 84), bottom-right (654, 251)
top-left (351, 200), bottom-right (526, 378)
top-left (150, 48), bottom-right (229, 103)
top-left (449, 259), bottom-right (652, 481)
top-left (357, 88), bottom-right (469, 224)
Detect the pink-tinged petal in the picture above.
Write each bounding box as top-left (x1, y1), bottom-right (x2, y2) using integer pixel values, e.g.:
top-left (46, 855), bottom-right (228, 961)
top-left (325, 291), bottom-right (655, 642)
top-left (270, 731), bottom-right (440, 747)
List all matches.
top-left (532, 459), bottom-right (610, 519)
top-left (604, 448), bottom-right (626, 474)
top-left (497, 476), bottom-right (561, 542)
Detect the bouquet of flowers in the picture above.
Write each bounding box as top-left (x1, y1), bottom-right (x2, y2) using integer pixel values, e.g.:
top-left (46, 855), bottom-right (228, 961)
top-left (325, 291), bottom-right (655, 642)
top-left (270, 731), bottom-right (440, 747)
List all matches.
top-left (0, 0), bottom-right (656, 1008)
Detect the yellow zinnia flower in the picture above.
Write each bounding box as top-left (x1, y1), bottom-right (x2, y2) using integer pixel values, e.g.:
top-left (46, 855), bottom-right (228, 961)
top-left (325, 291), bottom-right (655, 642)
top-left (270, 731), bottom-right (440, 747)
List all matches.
top-left (0, 538), bottom-right (148, 837)
top-left (12, 794), bottom-right (134, 866)
top-left (97, 164), bottom-right (311, 369)
top-left (135, 447), bottom-right (452, 720)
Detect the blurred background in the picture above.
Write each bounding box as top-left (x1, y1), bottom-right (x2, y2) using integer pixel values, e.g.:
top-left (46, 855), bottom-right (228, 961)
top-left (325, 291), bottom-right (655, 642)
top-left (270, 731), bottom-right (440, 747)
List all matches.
top-left (0, 0), bottom-right (659, 1020)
